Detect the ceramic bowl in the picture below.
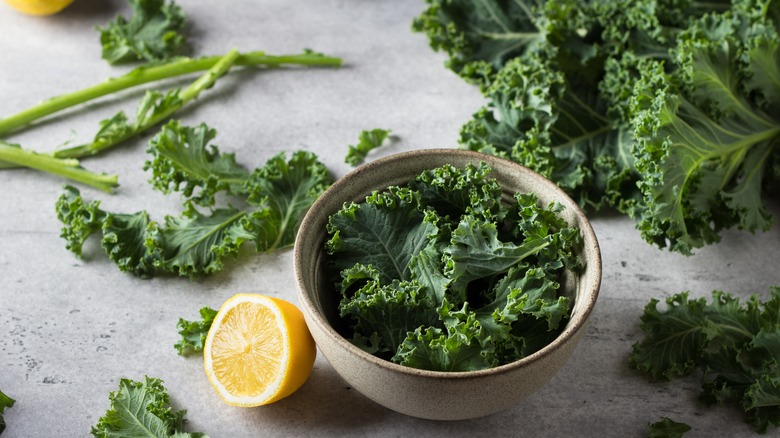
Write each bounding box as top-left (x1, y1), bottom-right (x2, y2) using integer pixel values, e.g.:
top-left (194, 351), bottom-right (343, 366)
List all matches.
top-left (294, 149), bottom-right (601, 420)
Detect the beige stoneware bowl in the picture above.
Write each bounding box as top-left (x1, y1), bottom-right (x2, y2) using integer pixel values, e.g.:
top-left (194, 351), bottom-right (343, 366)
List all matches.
top-left (294, 149), bottom-right (601, 420)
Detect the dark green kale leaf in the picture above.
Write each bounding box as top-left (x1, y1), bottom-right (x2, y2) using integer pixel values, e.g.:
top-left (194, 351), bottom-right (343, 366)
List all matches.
top-left (98, 0), bottom-right (188, 65)
top-left (444, 214), bottom-right (551, 300)
top-left (412, 0), bottom-right (539, 87)
top-left (0, 389), bottom-right (15, 434)
top-left (415, 0), bottom-right (778, 254)
top-left (647, 417), bottom-right (691, 438)
top-left (631, 287), bottom-right (780, 433)
top-left (174, 307), bottom-right (218, 356)
top-left (91, 376), bottom-right (206, 438)
top-left (326, 187), bottom-right (437, 284)
top-left (345, 129), bottom-right (392, 166)
top-left (340, 280), bottom-right (441, 356)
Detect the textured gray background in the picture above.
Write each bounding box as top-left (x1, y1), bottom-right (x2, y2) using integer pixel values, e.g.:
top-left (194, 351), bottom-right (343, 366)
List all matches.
top-left (0, 0), bottom-right (778, 436)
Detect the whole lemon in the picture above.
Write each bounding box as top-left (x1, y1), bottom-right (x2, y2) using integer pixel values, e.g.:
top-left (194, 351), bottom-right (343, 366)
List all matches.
top-left (4, 0), bottom-right (74, 15)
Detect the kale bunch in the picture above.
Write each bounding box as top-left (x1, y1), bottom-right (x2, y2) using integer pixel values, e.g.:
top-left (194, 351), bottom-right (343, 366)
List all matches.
top-left (414, 0), bottom-right (780, 254)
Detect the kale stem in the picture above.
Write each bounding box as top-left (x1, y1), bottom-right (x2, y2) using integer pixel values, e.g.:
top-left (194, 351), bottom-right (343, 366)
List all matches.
top-left (0, 50), bottom-right (341, 137)
top-left (52, 49), bottom-right (240, 160)
top-left (0, 142), bottom-right (118, 192)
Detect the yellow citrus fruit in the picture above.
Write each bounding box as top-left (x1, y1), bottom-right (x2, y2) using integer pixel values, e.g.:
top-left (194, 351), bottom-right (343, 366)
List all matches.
top-left (4, 0), bottom-right (74, 15)
top-left (204, 294), bottom-right (316, 407)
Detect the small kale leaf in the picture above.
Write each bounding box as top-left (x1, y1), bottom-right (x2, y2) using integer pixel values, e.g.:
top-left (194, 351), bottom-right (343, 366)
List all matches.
top-left (98, 0), bottom-right (188, 64)
top-left (91, 376), bottom-right (206, 438)
top-left (174, 307), bottom-right (218, 356)
top-left (345, 129), bottom-right (392, 166)
top-left (647, 417), bottom-right (691, 438)
top-left (0, 388), bottom-right (15, 434)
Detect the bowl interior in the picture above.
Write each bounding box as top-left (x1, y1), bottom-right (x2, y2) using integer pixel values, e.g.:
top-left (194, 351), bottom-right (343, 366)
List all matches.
top-left (295, 148), bottom-right (601, 376)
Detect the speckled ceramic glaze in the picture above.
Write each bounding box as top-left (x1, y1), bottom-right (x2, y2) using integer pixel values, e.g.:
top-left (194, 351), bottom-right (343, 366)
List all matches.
top-left (294, 149), bottom-right (602, 420)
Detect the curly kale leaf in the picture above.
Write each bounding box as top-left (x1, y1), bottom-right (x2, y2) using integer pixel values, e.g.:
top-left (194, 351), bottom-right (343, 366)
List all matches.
top-left (411, 0), bottom-right (587, 89)
top-left (344, 129), bottom-right (391, 166)
top-left (326, 187), bottom-right (437, 284)
top-left (409, 161), bottom-right (504, 221)
top-left (632, 6), bottom-right (780, 254)
top-left (460, 51), bottom-right (640, 212)
top-left (0, 389), bottom-right (15, 434)
top-left (394, 301), bottom-right (497, 372)
top-left (631, 287), bottom-right (780, 433)
top-left (145, 121), bottom-right (250, 207)
top-left (174, 307), bottom-right (218, 356)
top-left (56, 185), bottom-right (109, 257)
top-left (444, 215), bottom-right (551, 299)
top-left (91, 376), bottom-right (206, 438)
top-left (58, 125), bottom-right (331, 279)
top-left (243, 151), bottom-right (333, 252)
top-left (340, 280), bottom-right (441, 356)
top-left (98, 0), bottom-right (188, 65)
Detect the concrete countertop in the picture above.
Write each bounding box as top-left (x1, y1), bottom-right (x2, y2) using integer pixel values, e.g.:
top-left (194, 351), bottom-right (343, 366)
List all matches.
top-left (0, 1), bottom-right (778, 436)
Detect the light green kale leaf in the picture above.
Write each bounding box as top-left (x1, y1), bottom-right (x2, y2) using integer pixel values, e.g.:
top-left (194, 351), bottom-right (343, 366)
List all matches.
top-left (56, 185), bottom-right (109, 257)
top-left (98, 0), bottom-right (188, 65)
top-left (345, 129), bottom-right (391, 166)
top-left (101, 210), bottom-right (158, 278)
top-left (145, 121), bottom-right (251, 207)
top-left (174, 307), bottom-right (218, 356)
top-left (243, 151), bottom-right (333, 252)
top-left (56, 185), bottom-right (157, 276)
top-left (0, 389), bottom-right (15, 434)
top-left (149, 205), bottom-right (252, 279)
top-left (91, 376), bottom-right (206, 438)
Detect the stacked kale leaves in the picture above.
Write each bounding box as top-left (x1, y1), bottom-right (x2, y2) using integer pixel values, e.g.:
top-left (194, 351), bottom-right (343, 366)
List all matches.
top-left (326, 163), bottom-right (583, 371)
top-left (414, 0), bottom-right (780, 255)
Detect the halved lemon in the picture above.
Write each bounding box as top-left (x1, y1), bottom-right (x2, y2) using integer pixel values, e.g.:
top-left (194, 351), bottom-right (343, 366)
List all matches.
top-left (4, 0), bottom-right (74, 15)
top-left (204, 294), bottom-right (316, 407)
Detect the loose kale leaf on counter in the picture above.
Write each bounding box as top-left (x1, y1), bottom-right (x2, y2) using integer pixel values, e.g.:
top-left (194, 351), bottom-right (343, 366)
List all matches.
top-left (0, 389), bottom-right (15, 434)
top-left (326, 162), bottom-right (583, 371)
top-left (98, 0), bottom-right (188, 65)
top-left (91, 376), bottom-right (206, 438)
top-left (56, 120), bottom-right (333, 279)
top-left (631, 287), bottom-right (780, 433)
top-left (175, 307), bottom-right (218, 356)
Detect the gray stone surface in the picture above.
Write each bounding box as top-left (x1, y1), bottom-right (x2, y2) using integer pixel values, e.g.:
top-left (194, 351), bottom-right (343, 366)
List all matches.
top-left (0, 0), bottom-right (777, 436)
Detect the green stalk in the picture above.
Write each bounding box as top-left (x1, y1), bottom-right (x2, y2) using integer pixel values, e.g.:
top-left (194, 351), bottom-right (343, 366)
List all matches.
top-left (0, 51), bottom-right (341, 136)
top-left (53, 49), bottom-right (240, 159)
top-left (0, 142), bottom-right (118, 192)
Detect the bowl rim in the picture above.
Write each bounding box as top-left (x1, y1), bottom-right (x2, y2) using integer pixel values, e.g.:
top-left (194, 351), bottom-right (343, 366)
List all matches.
top-left (294, 148), bottom-right (601, 380)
